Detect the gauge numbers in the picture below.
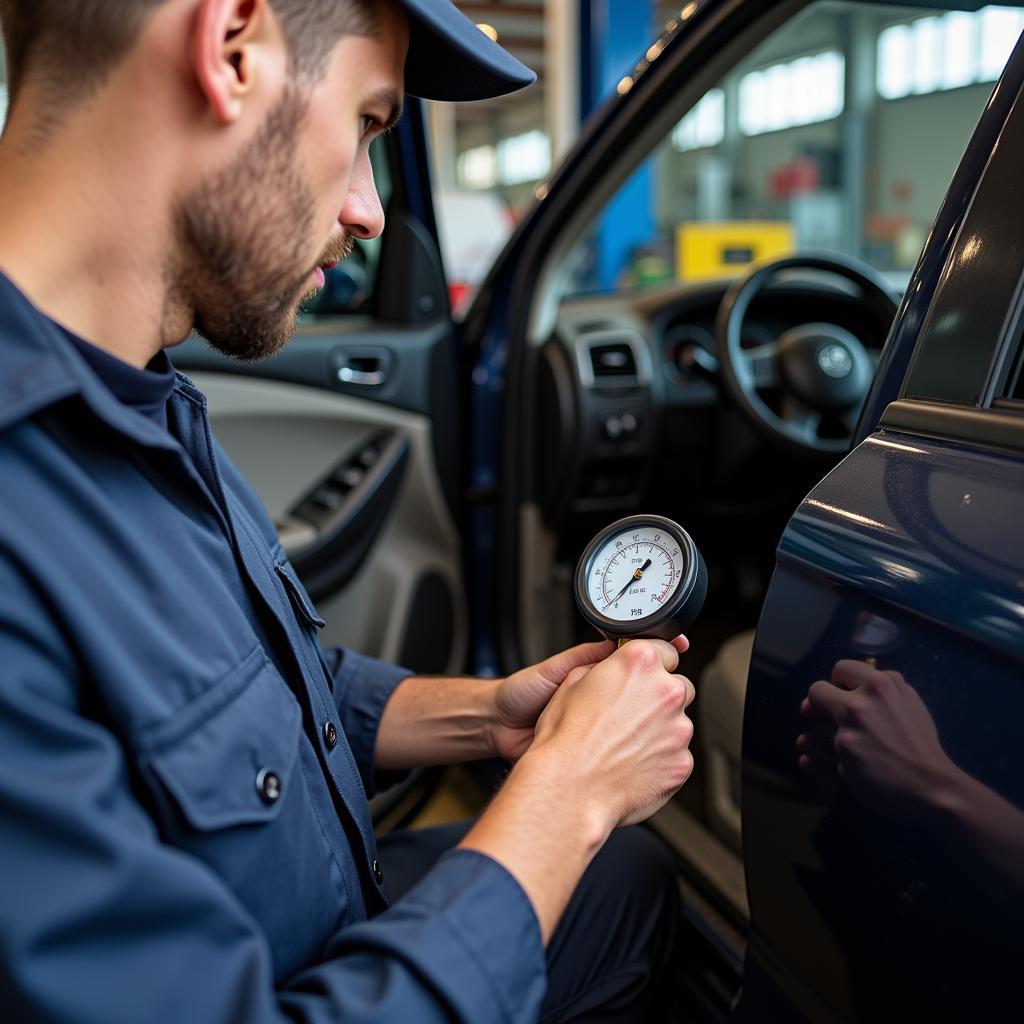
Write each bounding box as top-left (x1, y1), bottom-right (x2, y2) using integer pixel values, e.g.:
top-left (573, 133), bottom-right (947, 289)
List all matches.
top-left (588, 525), bottom-right (683, 622)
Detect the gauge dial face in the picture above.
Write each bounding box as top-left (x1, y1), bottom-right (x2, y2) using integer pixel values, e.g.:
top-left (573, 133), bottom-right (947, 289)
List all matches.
top-left (586, 524), bottom-right (685, 623)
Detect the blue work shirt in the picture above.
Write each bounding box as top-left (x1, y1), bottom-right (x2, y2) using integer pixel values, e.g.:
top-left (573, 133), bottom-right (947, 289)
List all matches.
top-left (0, 275), bottom-right (545, 1022)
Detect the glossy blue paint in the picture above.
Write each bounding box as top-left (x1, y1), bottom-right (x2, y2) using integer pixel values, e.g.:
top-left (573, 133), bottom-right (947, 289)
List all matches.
top-left (783, 435), bottom-right (1024, 656)
top-left (740, 430), bottom-right (1024, 1018)
top-left (738, 24), bottom-right (1024, 1018)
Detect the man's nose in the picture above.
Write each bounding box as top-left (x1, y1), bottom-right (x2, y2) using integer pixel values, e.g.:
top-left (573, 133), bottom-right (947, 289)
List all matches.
top-left (340, 152), bottom-right (385, 240)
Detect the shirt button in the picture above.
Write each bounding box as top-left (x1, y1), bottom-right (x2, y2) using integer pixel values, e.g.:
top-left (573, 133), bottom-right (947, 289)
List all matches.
top-left (323, 721), bottom-right (338, 750)
top-left (256, 768), bottom-right (281, 804)
top-left (372, 859), bottom-right (384, 885)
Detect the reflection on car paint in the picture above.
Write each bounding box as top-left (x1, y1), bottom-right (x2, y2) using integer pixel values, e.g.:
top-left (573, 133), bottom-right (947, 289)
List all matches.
top-left (743, 431), bottom-right (1024, 1018)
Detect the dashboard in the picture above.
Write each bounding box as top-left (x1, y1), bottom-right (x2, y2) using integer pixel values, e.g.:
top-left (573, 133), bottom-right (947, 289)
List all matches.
top-left (535, 275), bottom-right (895, 554)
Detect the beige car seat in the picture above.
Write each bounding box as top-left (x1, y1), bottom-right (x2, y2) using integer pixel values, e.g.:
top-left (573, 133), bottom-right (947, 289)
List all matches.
top-left (698, 629), bottom-right (755, 855)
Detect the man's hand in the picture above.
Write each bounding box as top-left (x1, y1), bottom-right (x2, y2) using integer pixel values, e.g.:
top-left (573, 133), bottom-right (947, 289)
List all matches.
top-left (490, 636), bottom-right (689, 762)
top-left (797, 659), bottom-right (958, 820)
top-left (461, 636), bottom-right (698, 942)
top-left (525, 637), bottom-right (697, 830)
top-left (490, 641), bottom-right (612, 762)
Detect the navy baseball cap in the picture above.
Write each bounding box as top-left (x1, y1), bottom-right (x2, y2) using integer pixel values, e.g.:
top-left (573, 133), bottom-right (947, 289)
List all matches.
top-left (397, 0), bottom-right (537, 100)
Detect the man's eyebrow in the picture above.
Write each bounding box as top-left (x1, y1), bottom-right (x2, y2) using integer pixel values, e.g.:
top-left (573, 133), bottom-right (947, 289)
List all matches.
top-left (367, 88), bottom-right (403, 131)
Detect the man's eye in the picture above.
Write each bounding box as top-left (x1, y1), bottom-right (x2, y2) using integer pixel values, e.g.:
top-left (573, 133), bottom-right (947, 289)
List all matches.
top-left (360, 115), bottom-right (379, 136)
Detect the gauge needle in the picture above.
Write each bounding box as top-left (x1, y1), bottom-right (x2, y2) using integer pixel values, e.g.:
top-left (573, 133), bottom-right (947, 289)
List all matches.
top-left (604, 559), bottom-right (652, 610)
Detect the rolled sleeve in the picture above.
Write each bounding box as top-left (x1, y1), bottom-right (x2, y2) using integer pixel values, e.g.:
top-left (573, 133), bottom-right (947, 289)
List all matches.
top-left (328, 849), bottom-right (547, 1024)
top-left (322, 647), bottom-right (412, 795)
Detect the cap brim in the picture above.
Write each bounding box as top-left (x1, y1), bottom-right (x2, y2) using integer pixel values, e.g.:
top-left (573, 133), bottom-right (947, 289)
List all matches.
top-left (399, 0), bottom-right (537, 101)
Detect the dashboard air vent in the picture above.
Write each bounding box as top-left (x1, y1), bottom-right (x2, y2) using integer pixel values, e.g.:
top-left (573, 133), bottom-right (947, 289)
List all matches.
top-left (589, 342), bottom-right (638, 382)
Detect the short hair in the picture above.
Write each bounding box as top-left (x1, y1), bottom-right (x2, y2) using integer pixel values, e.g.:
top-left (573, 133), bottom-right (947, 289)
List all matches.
top-left (0, 0), bottom-right (379, 103)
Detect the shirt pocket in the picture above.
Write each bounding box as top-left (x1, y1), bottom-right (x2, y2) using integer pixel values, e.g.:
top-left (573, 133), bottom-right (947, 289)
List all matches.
top-left (138, 645), bottom-right (301, 831)
top-left (133, 646), bottom-right (351, 977)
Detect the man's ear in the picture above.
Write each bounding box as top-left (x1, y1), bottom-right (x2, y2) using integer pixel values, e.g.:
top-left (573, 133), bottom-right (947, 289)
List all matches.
top-left (192, 0), bottom-right (275, 125)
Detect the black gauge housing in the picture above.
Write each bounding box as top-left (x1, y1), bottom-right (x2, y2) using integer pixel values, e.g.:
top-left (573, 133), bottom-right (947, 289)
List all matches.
top-left (573, 515), bottom-right (708, 641)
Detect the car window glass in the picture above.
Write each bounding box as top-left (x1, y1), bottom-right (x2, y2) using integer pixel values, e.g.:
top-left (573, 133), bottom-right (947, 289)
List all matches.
top-left (302, 139), bottom-right (393, 318)
top-left (564, 2), bottom-right (1024, 299)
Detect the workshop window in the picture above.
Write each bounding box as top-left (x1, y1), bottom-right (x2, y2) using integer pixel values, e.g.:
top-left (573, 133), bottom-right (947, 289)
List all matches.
top-left (738, 51), bottom-right (845, 136)
top-left (877, 6), bottom-right (1024, 100)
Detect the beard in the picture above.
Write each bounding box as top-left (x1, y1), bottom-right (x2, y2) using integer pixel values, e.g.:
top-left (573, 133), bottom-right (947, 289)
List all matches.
top-left (171, 86), bottom-right (351, 362)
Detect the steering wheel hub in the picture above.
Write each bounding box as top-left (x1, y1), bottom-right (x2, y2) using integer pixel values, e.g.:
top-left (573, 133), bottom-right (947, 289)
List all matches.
top-left (776, 323), bottom-right (874, 413)
top-left (817, 344), bottom-right (852, 379)
top-left (819, 344), bottom-right (851, 380)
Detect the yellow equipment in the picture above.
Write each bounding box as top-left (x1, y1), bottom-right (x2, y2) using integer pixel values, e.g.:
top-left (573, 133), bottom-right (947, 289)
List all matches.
top-left (676, 221), bottom-right (793, 282)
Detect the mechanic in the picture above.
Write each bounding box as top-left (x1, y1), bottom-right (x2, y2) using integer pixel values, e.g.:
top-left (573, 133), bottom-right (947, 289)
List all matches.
top-left (0, 1), bottom-right (698, 1021)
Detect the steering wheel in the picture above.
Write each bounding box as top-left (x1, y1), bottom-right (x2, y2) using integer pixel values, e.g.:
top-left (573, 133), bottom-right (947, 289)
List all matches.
top-left (715, 252), bottom-right (899, 456)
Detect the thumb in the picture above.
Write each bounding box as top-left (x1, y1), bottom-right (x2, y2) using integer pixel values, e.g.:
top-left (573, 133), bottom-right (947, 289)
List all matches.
top-left (539, 640), bottom-right (616, 683)
top-left (672, 634), bottom-right (690, 654)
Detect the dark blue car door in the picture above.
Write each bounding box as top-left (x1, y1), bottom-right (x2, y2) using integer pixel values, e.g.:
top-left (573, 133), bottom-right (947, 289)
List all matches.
top-left (740, 37), bottom-right (1024, 1024)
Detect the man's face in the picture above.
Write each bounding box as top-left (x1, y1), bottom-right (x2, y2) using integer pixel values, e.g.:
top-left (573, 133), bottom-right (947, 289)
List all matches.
top-left (174, 3), bottom-right (408, 361)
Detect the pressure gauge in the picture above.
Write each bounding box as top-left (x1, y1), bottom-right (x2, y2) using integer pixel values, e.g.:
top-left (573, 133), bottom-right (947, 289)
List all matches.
top-left (574, 515), bottom-right (707, 642)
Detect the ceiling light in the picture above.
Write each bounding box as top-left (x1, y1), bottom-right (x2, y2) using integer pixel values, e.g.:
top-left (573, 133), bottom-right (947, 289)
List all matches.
top-left (477, 23), bottom-right (499, 42)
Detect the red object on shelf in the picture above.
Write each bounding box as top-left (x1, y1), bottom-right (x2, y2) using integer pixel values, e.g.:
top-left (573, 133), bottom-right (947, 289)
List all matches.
top-left (769, 157), bottom-right (820, 199)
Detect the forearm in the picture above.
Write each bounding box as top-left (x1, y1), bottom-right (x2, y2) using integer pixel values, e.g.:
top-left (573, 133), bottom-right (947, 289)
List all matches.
top-left (458, 749), bottom-right (610, 944)
top-left (930, 767), bottom-right (1024, 895)
top-left (373, 674), bottom-right (501, 771)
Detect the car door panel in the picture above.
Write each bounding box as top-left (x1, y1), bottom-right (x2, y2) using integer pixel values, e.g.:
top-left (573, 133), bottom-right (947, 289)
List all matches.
top-left (174, 316), bottom-right (461, 510)
top-left (741, 428), bottom-right (1024, 1020)
top-left (740, 36), bottom-right (1024, 1020)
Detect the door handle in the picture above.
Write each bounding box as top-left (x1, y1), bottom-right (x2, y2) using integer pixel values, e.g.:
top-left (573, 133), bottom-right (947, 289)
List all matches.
top-left (331, 348), bottom-right (392, 388)
top-left (338, 362), bottom-right (386, 386)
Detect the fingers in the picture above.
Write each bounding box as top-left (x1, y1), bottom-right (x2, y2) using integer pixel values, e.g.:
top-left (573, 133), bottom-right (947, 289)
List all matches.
top-left (830, 659), bottom-right (906, 692)
top-left (674, 674), bottom-right (696, 710)
top-left (805, 678), bottom-right (853, 722)
top-left (806, 729), bottom-right (836, 757)
top-left (831, 659), bottom-right (883, 691)
top-left (617, 638), bottom-right (680, 674)
top-left (547, 636), bottom-right (689, 685)
top-left (565, 639), bottom-right (616, 665)
top-left (796, 728), bottom-right (837, 777)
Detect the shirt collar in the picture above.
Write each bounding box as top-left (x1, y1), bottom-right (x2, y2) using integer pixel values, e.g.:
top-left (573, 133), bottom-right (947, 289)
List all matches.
top-left (59, 326), bottom-right (177, 429)
top-left (0, 272), bottom-right (188, 452)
